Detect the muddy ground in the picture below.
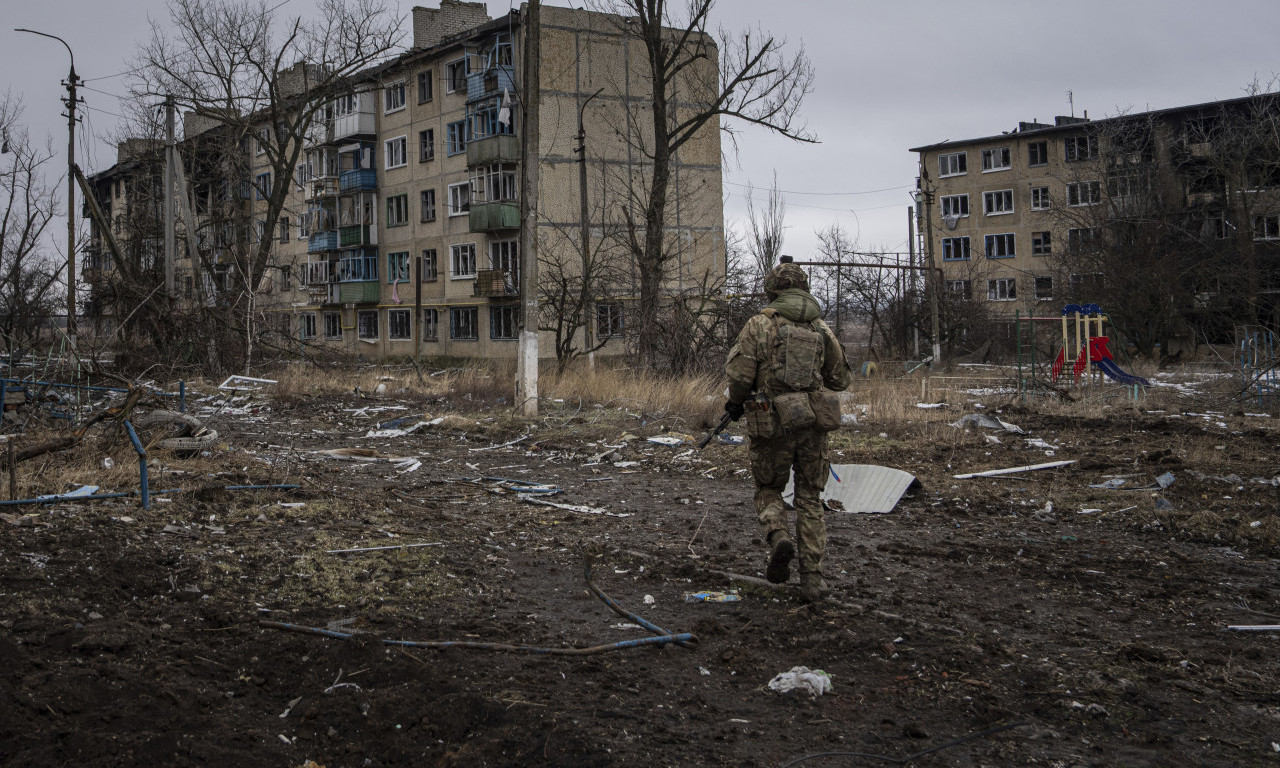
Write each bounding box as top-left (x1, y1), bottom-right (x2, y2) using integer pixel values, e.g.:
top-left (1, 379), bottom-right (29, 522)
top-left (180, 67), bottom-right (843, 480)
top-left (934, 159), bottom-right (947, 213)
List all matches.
top-left (1, 375), bottom-right (1279, 767)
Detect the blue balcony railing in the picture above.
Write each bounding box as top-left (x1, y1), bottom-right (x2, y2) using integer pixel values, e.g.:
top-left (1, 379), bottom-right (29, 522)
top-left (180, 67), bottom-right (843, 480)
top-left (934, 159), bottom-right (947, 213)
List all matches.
top-left (308, 231), bottom-right (338, 253)
top-left (339, 169), bottom-right (377, 192)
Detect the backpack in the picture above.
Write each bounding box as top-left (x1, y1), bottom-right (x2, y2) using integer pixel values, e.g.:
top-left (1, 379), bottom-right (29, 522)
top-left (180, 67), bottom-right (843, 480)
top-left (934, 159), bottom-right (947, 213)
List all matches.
top-left (744, 310), bottom-right (841, 436)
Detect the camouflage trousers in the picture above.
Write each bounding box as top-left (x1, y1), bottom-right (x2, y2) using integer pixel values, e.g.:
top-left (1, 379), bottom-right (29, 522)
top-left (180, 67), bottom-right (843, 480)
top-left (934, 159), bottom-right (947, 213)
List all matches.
top-left (749, 428), bottom-right (829, 576)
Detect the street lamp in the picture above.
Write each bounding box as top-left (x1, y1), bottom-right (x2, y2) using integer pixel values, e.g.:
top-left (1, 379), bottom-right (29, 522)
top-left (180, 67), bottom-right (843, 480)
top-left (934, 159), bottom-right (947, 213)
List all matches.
top-left (15, 28), bottom-right (80, 349)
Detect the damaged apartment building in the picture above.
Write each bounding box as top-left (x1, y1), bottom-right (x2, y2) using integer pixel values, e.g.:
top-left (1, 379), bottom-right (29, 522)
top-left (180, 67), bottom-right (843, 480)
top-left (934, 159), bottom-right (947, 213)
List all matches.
top-left (83, 1), bottom-right (725, 360)
top-left (910, 93), bottom-right (1280, 357)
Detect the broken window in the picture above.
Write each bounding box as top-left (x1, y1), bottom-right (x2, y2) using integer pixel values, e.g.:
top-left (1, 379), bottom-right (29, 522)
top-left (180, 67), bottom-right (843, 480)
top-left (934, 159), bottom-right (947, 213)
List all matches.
top-left (1066, 181), bottom-right (1101, 206)
top-left (1034, 276), bottom-right (1053, 300)
top-left (388, 309), bottom-right (411, 340)
top-left (983, 190), bottom-right (1013, 215)
top-left (299, 313), bottom-right (317, 339)
top-left (490, 305), bottom-right (518, 340)
top-left (1032, 231), bottom-right (1051, 255)
top-left (1028, 141), bottom-right (1048, 167)
top-left (981, 147), bottom-right (1011, 172)
top-left (357, 310), bottom-right (379, 340)
top-left (938, 152), bottom-right (966, 177)
top-left (987, 277), bottom-right (1016, 301)
top-left (450, 306), bottom-right (478, 339)
top-left (941, 236), bottom-right (970, 261)
top-left (451, 243), bottom-right (477, 278)
top-left (985, 233), bottom-right (1016, 259)
top-left (324, 312), bottom-right (342, 340)
top-left (446, 57), bottom-right (468, 93)
top-left (940, 194), bottom-right (968, 217)
top-left (1030, 186), bottom-right (1051, 211)
top-left (1064, 135), bottom-right (1098, 162)
top-left (597, 302), bottom-right (624, 337)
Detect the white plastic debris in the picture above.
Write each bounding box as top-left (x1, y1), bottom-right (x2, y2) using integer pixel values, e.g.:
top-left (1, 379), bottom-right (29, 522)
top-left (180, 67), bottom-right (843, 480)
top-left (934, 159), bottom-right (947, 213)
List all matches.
top-left (643, 595), bottom-right (656, 605)
top-left (768, 666), bottom-right (832, 697)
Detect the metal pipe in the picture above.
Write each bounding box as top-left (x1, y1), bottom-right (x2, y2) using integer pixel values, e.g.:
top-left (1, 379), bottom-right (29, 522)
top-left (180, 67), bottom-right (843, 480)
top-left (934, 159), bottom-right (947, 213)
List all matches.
top-left (584, 560), bottom-right (695, 648)
top-left (258, 620), bottom-right (694, 656)
top-left (0, 485), bottom-right (294, 507)
top-left (124, 421), bottom-right (148, 509)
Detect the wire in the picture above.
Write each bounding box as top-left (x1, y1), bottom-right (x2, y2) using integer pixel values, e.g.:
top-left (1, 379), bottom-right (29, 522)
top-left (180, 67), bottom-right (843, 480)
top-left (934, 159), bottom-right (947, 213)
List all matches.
top-left (725, 180), bottom-right (910, 197)
top-left (728, 191), bottom-right (905, 214)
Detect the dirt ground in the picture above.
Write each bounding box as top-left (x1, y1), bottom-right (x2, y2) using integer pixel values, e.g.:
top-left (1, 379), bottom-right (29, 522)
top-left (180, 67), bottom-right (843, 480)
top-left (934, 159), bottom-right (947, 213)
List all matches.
top-left (2, 372), bottom-right (1279, 767)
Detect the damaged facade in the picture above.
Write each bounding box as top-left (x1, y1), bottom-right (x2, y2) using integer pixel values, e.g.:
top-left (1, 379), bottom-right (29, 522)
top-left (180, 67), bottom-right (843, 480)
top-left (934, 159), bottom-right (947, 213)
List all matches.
top-left (83, 1), bottom-right (725, 360)
top-left (911, 93), bottom-right (1280, 356)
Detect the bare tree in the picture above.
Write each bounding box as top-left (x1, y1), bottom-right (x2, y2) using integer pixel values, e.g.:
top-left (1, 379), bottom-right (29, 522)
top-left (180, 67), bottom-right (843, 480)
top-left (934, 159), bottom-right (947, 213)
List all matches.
top-left (127, 0), bottom-right (401, 371)
top-left (0, 95), bottom-right (63, 357)
top-left (743, 171), bottom-right (786, 289)
top-left (592, 0), bottom-right (816, 367)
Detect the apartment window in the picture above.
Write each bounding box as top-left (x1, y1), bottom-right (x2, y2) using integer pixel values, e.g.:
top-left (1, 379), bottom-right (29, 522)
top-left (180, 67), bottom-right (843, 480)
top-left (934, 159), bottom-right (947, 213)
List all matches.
top-left (1028, 141), bottom-right (1048, 167)
top-left (422, 308), bottom-right (439, 341)
top-left (384, 81), bottom-right (405, 114)
top-left (448, 182), bottom-right (471, 216)
top-left (256, 127), bottom-right (270, 155)
top-left (938, 152), bottom-right (967, 177)
top-left (446, 57), bottom-right (468, 93)
top-left (388, 308), bottom-right (411, 340)
top-left (279, 217), bottom-right (290, 243)
top-left (299, 312), bottom-right (317, 340)
top-left (451, 243), bottom-right (477, 278)
top-left (357, 309), bottom-right (379, 340)
top-left (490, 305), bottom-right (519, 340)
top-left (490, 240), bottom-right (519, 281)
top-left (1070, 272), bottom-right (1105, 295)
top-left (387, 251), bottom-right (410, 282)
top-left (597, 302), bottom-right (624, 337)
top-left (385, 135), bottom-right (407, 169)
top-left (985, 233), bottom-right (1016, 259)
top-left (1068, 227), bottom-right (1103, 253)
top-left (255, 172), bottom-right (271, 200)
top-left (450, 306), bottom-right (478, 339)
top-left (299, 211), bottom-right (312, 238)
top-left (940, 194), bottom-right (969, 218)
top-left (987, 277), bottom-right (1017, 301)
top-left (1064, 135), bottom-right (1098, 162)
top-left (1205, 213), bottom-right (1231, 240)
top-left (471, 163), bottom-right (518, 202)
top-left (386, 194), bottom-right (409, 227)
top-left (421, 249), bottom-right (438, 281)
top-left (1253, 215), bottom-right (1280, 240)
top-left (941, 236), bottom-right (971, 261)
top-left (1031, 186), bottom-right (1051, 211)
top-left (1066, 181), bottom-right (1101, 207)
top-left (1034, 276), bottom-right (1053, 300)
top-left (420, 188), bottom-right (436, 222)
top-left (417, 70), bottom-right (433, 103)
top-left (1032, 231), bottom-right (1051, 256)
top-left (419, 128), bottom-right (435, 162)
top-left (446, 120), bottom-right (468, 155)
top-left (1107, 171), bottom-right (1147, 198)
top-left (324, 311), bottom-right (342, 340)
top-left (981, 147), bottom-right (1011, 172)
top-left (983, 189), bottom-right (1014, 215)
top-left (946, 280), bottom-right (972, 299)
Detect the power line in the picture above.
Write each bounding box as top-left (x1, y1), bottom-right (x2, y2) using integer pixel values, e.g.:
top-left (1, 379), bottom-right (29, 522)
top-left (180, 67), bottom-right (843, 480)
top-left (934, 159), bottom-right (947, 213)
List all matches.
top-left (724, 180), bottom-right (910, 197)
top-left (726, 191), bottom-right (905, 214)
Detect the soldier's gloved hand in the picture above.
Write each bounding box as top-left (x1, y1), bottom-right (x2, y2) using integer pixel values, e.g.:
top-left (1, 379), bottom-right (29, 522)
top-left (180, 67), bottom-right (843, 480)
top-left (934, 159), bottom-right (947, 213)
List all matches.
top-left (724, 400), bottom-right (745, 422)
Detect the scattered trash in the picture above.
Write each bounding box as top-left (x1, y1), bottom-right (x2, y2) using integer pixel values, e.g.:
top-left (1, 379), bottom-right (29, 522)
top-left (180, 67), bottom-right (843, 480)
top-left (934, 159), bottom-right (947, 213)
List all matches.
top-left (1155, 472), bottom-right (1175, 489)
top-left (684, 591), bottom-right (741, 603)
top-left (1078, 508), bottom-right (1102, 514)
top-left (647, 435), bottom-right (688, 447)
top-left (1250, 520), bottom-right (1262, 528)
top-left (37, 484), bottom-right (99, 500)
top-left (1226, 625), bottom-right (1280, 632)
top-left (768, 666), bottom-right (832, 697)
top-left (953, 460), bottom-right (1075, 480)
top-left (1090, 478), bottom-right (1127, 490)
top-left (218, 375), bottom-right (277, 390)
top-left (1154, 497), bottom-right (1174, 510)
top-left (460, 476), bottom-right (561, 495)
top-left (1025, 438), bottom-right (1059, 451)
top-left (518, 493), bottom-right (630, 517)
top-left (325, 542), bottom-right (443, 555)
top-left (950, 413), bottom-right (1024, 434)
top-left (643, 595), bottom-right (656, 605)
top-left (840, 413), bottom-right (858, 426)
top-left (718, 434), bottom-right (747, 445)
top-left (698, 666), bottom-right (712, 676)
top-left (364, 421), bottom-right (430, 438)
top-left (102, 457), bottom-right (114, 469)
top-left (783, 464), bottom-right (918, 514)
top-left (915, 402), bottom-right (947, 409)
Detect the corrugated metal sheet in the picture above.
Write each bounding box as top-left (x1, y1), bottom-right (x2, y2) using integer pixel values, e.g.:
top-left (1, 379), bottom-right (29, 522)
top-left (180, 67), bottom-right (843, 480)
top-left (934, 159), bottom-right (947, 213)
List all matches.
top-left (783, 463), bottom-right (918, 514)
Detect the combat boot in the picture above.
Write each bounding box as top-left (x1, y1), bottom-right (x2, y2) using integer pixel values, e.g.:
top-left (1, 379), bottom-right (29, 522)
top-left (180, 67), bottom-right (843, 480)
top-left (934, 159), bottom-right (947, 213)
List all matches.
top-left (765, 531), bottom-right (795, 584)
top-left (799, 572), bottom-right (827, 603)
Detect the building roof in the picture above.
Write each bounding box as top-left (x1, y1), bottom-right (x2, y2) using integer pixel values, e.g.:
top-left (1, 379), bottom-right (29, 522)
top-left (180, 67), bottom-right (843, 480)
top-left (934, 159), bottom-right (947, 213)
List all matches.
top-left (908, 91), bottom-right (1280, 153)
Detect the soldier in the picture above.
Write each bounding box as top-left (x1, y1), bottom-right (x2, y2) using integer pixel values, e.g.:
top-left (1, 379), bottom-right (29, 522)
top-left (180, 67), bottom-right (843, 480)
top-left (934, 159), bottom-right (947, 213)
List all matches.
top-left (724, 257), bottom-right (851, 602)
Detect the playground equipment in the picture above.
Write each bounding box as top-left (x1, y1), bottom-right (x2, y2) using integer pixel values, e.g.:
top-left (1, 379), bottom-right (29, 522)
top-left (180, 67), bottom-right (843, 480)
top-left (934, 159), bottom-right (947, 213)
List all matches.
top-left (1239, 330), bottom-right (1278, 406)
top-left (1050, 304), bottom-right (1149, 388)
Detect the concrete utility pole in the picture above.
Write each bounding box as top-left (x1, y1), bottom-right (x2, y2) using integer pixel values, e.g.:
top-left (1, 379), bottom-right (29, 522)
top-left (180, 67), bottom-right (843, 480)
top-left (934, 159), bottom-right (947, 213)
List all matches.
top-left (516, 0), bottom-right (541, 416)
top-left (916, 188), bottom-right (943, 368)
top-left (907, 206), bottom-right (918, 357)
top-left (164, 95), bottom-right (176, 299)
top-left (16, 29), bottom-right (80, 348)
top-left (576, 87), bottom-right (603, 370)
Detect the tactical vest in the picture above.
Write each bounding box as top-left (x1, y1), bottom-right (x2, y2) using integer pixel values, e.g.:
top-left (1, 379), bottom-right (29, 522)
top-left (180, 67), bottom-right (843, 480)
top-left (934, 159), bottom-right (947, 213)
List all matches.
top-left (760, 307), bottom-right (826, 395)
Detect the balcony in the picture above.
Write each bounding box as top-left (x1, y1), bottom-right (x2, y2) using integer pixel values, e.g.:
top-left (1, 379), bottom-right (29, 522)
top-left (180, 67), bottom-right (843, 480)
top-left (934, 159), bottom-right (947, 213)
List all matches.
top-left (336, 281), bottom-right (380, 304)
top-left (339, 169), bottom-right (377, 192)
top-left (469, 201), bottom-right (520, 233)
top-left (467, 66), bottom-right (515, 101)
top-left (308, 231), bottom-right (339, 253)
top-left (83, 267), bottom-right (106, 284)
top-left (340, 224), bottom-right (375, 247)
top-left (473, 269), bottom-right (517, 298)
top-left (333, 110), bottom-right (375, 141)
top-left (304, 261), bottom-right (331, 284)
top-left (467, 133), bottom-right (520, 166)
top-left (307, 177), bottom-right (339, 200)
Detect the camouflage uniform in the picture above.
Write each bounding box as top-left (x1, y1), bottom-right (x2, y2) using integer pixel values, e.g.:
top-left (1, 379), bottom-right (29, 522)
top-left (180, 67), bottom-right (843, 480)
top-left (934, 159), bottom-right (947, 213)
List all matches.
top-left (725, 264), bottom-right (851, 599)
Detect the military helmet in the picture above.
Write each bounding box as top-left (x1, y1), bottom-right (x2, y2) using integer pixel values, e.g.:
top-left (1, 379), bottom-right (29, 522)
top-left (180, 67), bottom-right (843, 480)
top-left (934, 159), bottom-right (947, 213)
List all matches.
top-left (763, 256), bottom-right (809, 294)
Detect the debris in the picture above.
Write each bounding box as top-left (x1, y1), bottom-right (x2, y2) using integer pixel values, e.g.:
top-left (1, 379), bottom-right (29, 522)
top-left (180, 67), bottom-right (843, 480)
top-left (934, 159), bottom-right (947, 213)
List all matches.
top-left (768, 666), bottom-right (832, 697)
top-left (685, 591), bottom-right (741, 603)
top-left (325, 542), bottom-right (443, 555)
top-left (915, 402), bottom-right (947, 409)
top-left (517, 493), bottom-right (630, 517)
top-left (840, 413), bottom-right (858, 426)
top-left (784, 464), bottom-right (917, 514)
top-left (698, 666), bottom-right (712, 676)
top-left (643, 595), bottom-right (656, 605)
top-left (37, 484), bottom-right (99, 500)
top-left (1155, 472), bottom-right (1175, 489)
top-left (217, 375), bottom-right (277, 390)
top-left (1154, 497), bottom-right (1174, 510)
top-left (462, 476), bottom-right (561, 495)
top-left (718, 434), bottom-right (747, 445)
top-left (647, 435), bottom-right (688, 446)
top-left (953, 460), bottom-right (1076, 479)
top-left (364, 421), bottom-right (430, 438)
top-left (1090, 478), bottom-right (1127, 489)
top-left (950, 413), bottom-right (1024, 434)
top-left (470, 434), bottom-right (529, 452)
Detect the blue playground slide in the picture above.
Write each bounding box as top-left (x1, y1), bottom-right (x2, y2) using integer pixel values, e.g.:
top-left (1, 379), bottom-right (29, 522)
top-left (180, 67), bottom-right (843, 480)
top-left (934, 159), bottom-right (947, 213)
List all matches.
top-left (1093, 358), bottom-right (1150, 386)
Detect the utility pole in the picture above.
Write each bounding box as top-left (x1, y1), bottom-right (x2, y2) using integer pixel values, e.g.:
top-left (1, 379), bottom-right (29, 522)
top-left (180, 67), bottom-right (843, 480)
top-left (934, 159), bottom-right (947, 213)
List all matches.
top-left (907, 206), bottom-right (919, 357)
top-left (917, 187), bottom-right (943, 368)
top-left (576, 87), bottom-right (603, 371)
top-left (516, 0), bottom-right (541, 416)
top-left (164, 95), bottom-right (176, 299)
top-left (17, 29), bottom-right (81, 348)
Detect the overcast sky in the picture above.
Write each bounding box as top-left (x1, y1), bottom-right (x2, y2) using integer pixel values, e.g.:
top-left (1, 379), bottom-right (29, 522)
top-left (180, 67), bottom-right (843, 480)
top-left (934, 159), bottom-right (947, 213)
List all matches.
top-left (6, 0), bottom-right (1280, 263)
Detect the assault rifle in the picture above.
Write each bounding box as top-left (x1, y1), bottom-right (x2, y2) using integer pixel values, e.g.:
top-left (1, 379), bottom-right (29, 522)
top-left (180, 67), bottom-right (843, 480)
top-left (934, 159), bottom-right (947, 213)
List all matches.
top-left (696, 411), bottom-right (734, 449)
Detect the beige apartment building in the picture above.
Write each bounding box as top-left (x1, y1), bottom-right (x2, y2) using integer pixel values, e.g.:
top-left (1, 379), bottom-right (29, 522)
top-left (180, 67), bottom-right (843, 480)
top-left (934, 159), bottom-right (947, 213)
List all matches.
top-left (84, 1), bottom-right (725, 362)
top-left (911, 94), bottom-right (1280, 355)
